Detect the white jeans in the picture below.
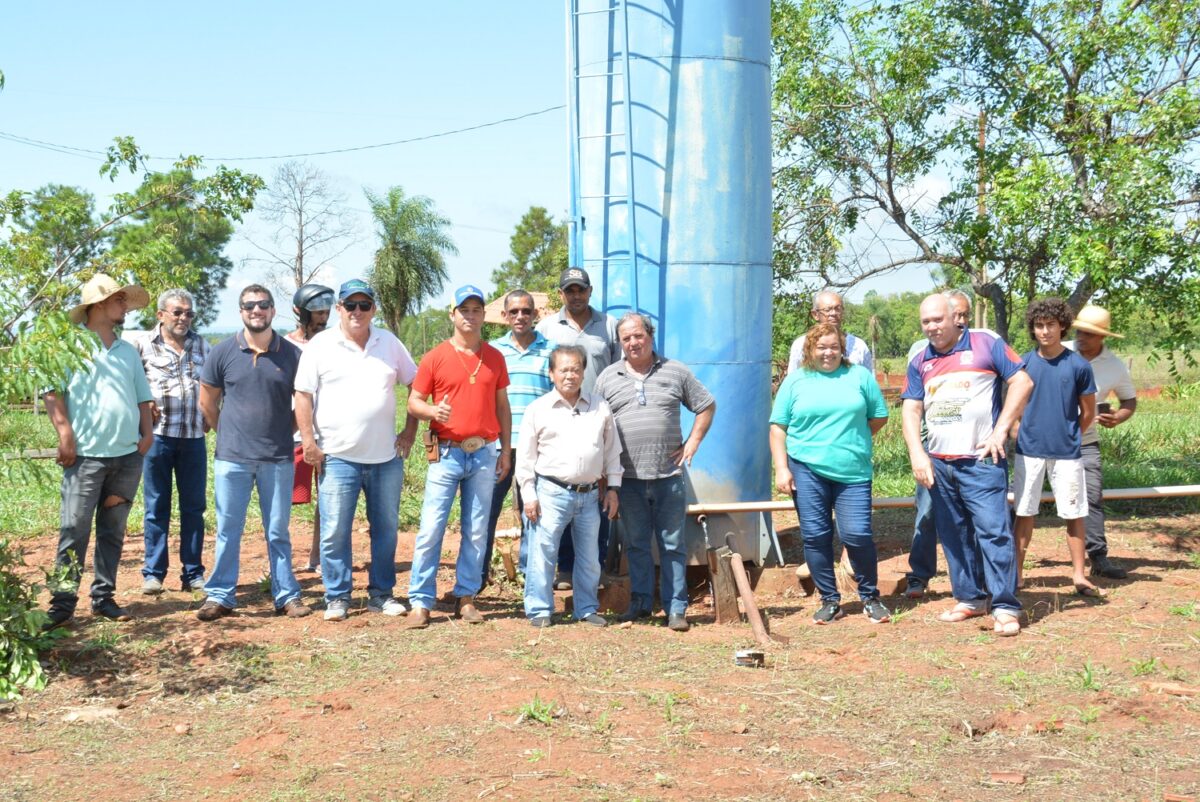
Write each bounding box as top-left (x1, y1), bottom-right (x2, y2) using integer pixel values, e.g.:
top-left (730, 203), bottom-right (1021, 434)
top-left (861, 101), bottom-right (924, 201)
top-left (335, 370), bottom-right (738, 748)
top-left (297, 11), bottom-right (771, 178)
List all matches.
top-left (1012, 454), bottom-right (1088, 519)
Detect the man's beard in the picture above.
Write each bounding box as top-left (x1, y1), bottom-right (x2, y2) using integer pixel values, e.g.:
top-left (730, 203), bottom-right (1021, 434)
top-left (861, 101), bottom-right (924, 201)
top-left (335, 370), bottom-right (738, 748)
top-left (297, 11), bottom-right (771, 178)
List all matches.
top-left (245, 319), bottom-right (272, 334)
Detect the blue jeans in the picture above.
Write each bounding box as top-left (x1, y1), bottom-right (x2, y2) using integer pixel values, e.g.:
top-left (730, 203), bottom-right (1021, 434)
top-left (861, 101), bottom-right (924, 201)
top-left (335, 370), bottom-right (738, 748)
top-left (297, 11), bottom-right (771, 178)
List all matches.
top-left (930, 457), bottom-right (1020, 614)
top-left (789, 458), bottom-right (878, 604)
top-left (524, 479), bottom-right (602, 619)
top-left (319, 456), bottom-right (404, 603)
top-left (906, 482), bottom-right (938, 583)
top-left (481, 447), bottom-right (520, 585)
top-left (619, 475), bottom-right (688, 616)
top-left (142, 435), bottom-right (207, 585)
top-left (51, 452), bottom-right (144, 613)
top-left (558, 514), bottom-right (610, 574)
top-left (409, 442), bottom-right (498, 610)
top-left (207, 459), bottom-right (302, 609)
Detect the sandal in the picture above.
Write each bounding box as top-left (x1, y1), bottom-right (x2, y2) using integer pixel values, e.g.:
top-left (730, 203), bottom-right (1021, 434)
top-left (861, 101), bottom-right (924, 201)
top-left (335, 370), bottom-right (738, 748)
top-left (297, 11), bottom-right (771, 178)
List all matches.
top-left (937, 603), bottom-right (987, 623)
top-left (993, 612), bottom-right (1020, 637)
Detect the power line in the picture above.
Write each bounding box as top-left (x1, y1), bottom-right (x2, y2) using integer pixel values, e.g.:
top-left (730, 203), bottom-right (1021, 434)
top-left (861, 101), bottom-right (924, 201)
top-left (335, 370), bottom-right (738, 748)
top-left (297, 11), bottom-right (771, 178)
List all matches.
top-left (0, 104), bottom-right (565, 164)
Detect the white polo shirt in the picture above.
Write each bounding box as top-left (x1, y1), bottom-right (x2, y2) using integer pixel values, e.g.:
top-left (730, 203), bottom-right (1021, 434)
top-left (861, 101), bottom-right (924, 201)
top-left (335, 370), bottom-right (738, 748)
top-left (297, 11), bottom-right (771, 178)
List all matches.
top-left (294, 325), bottom-right (418, 464)
top-left (1066, 341), bottom-right (1136, 446)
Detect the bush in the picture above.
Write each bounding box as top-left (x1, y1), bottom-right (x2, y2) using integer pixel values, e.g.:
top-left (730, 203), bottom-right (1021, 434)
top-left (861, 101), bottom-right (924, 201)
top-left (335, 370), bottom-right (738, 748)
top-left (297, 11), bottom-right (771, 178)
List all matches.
top-left (0, 537), bottom-right (61, 700)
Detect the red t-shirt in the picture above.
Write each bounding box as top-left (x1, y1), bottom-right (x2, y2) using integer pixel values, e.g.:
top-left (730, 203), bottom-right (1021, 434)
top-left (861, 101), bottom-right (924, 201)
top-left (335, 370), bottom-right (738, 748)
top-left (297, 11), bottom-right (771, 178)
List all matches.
top-left (412, 341), bottom-right (510, 442)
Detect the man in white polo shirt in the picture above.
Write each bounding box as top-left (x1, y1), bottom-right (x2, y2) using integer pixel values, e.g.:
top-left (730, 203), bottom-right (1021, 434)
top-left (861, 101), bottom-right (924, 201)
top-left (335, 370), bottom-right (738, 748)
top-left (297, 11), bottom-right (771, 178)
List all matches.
top-left (294, 279), bottom-right (419, 622)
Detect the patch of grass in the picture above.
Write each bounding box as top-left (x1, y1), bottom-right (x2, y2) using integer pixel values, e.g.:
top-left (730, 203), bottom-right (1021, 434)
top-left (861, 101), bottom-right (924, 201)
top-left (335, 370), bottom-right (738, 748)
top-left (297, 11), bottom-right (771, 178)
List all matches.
top-left (1076, 661), bottom-right (1102, 692)
top-left (1169, 601), bottom-right (1199, 620)
top-left (1130, 656), bottom-right (1160, 677)
top-left (518, 695), bottom-right (557, 725)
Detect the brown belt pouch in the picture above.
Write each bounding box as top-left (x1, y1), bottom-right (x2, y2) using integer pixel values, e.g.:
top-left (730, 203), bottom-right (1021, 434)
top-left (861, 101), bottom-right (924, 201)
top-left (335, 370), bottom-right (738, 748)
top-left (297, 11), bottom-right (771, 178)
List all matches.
top-left (423, 428), bottom-right (440, 463)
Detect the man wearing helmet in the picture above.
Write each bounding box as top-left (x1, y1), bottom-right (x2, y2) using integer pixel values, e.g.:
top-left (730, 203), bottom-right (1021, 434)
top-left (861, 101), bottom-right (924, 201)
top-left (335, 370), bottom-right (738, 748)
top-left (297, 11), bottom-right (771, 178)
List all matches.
top-left (287, 283), bottom-right (334, 572)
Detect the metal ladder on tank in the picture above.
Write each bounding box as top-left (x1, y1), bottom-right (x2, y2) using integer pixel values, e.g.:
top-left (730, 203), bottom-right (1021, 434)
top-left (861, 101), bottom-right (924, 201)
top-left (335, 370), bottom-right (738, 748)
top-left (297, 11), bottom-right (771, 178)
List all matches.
top-left (565, 0), bottom-right (640, 312)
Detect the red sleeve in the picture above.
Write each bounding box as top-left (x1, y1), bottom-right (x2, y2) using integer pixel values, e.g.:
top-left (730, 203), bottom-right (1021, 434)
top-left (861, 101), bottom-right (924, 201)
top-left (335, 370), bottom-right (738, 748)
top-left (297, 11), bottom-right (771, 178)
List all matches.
top-left (483, 345), bottom-right (510, 390)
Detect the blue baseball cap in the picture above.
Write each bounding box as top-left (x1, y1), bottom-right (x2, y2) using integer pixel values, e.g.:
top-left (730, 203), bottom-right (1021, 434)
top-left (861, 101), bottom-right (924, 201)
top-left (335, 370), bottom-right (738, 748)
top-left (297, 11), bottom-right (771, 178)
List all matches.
top-left (453, 284), bottom-right (486, 307)
top-left (338, 279), bottom-right (376, 302)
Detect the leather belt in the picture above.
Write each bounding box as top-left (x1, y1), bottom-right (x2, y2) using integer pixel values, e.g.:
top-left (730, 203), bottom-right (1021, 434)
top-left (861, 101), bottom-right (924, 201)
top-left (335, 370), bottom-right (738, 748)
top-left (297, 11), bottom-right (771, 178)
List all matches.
top-left (537, 474), bottom-right (598, 493)
top-left (443, 436), bottom-right (487, 453)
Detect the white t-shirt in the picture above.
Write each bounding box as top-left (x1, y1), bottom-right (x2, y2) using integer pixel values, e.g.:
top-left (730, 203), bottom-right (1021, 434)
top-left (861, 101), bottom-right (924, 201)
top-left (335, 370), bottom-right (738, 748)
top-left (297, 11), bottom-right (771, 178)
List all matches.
top-left (1066, 341), bottom-right (1136, 446)
top-left (294, 325), bottom-right (418, 463)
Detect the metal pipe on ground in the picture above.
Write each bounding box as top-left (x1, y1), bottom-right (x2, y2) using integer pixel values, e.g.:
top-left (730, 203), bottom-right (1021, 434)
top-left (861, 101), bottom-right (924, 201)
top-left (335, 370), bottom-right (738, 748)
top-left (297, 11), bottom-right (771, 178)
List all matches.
top-left (688, 484), bottom-right (1200, 516)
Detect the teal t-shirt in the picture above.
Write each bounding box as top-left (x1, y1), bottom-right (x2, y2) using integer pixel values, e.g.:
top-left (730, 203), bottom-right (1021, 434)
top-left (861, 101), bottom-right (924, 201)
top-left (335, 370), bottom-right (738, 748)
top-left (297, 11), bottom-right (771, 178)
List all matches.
top-left (64, 336), bottom-right (154, 458)
top-left (769, 364), bottom-right (888, 484)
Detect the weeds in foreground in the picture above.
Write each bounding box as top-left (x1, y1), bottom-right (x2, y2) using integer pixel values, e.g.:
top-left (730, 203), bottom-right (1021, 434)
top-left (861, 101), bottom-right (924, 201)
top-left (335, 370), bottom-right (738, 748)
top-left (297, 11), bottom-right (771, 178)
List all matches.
top-left (1169, 601), bottom-right (1199, 620)
top-left (1076, 661), bottom-right (1102, 691)
top-left (518, 695), bottom-right (557, 726)
top-left (1130, 656), bottom-right (1161, 676)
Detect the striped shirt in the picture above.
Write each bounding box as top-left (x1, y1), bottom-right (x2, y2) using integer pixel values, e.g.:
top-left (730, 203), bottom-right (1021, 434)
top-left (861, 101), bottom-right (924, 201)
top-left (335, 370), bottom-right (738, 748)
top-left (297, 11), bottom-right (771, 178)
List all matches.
top-left (135, 325), bottom-right (210, 439)
top-left (595, 355), bottom-right (715, 480)
top-left (490, 330), bottom-right (553, 448)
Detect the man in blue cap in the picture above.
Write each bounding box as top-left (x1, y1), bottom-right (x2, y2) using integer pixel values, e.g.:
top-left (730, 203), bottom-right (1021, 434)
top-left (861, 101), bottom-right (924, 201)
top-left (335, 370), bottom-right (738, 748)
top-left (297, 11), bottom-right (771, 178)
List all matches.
top-left (295, 279), bottom-right (420, 621)
top-left (406, 285), bottom-right (511, 627)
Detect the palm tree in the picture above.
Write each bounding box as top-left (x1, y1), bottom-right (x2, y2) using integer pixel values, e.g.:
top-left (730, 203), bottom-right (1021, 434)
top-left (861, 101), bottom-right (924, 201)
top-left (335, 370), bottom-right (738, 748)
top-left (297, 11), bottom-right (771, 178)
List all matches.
top-left (364, 186), bottom-right (457, 331)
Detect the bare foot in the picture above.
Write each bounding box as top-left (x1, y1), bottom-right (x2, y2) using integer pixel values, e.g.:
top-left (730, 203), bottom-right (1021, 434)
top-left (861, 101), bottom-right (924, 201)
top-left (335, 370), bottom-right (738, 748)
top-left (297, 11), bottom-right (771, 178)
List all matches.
top-left (1074, 581), bottom-right (1105, 598)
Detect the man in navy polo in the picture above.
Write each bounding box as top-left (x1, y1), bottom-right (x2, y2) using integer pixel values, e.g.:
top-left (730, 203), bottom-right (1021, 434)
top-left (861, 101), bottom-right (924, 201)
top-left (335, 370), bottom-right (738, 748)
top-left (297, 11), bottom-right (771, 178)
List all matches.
top-left (196, 284), bottom-right (311, 621)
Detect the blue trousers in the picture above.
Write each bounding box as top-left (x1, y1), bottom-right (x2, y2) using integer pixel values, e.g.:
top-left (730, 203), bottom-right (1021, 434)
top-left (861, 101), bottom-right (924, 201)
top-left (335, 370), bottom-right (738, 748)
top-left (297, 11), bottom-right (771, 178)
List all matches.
top-left (789, 458), bottom-right (878, 604)
top-left (141, 434), bottom-right (207, 585)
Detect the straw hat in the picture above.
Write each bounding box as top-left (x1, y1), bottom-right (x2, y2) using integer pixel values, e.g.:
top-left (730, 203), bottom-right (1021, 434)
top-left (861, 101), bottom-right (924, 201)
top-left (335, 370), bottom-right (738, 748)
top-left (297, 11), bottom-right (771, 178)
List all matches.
top-left (68, 274), bottom-right (150, 324)
top-left (1072, 304), bottom-right (1124, 339)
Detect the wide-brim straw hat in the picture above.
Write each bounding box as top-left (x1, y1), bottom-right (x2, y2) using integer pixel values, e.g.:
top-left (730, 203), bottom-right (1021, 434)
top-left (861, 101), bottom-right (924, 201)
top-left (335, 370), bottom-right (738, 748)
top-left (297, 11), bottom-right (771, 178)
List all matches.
top-left (68, 274), bottom-right (150, 324)
top-left (1072, 304), bottom-right (1124, 339)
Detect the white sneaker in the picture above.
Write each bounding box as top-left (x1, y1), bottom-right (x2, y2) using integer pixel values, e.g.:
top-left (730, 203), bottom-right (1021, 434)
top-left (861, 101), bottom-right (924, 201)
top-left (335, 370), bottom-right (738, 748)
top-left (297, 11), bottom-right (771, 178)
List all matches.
top-left (323, 598), bottom-right (350, 621)
top-left (367, 596), bottom-right (408, 616)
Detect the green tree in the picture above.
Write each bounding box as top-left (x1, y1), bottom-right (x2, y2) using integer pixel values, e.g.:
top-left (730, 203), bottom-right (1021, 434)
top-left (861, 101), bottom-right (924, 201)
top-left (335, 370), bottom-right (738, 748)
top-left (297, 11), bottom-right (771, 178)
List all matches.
top-left (490, 206), bottom-right (567, 296)
top-left (11, 185), bottom-right (103, 278)
top-left (772, 0), bottom-right (1200, 351)
top-left (107, 169), bottom-right (237, 329)
top-left (364, 186), bottom-right (457, 332)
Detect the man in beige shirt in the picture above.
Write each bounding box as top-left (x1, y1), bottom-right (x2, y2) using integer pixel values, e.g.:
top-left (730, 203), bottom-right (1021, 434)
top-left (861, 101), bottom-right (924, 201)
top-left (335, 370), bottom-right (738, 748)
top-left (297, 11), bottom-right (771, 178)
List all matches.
top-left (516, 345), bottom-right (623, 628)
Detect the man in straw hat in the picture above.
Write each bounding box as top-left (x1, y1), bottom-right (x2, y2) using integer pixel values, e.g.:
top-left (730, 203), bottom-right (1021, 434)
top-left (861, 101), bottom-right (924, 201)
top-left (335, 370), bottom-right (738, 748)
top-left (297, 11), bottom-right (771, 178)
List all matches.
top-left (1066, 304), bottom-right (1137, 580)
top-left (43, 274), bottom-right (155, 627)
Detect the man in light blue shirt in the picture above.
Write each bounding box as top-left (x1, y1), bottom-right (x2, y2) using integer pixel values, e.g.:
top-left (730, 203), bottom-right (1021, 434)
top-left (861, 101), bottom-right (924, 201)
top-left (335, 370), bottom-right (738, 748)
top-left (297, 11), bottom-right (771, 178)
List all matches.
top-left (481, 289), bottom-right (552, 586)
top-left (44, 274), bottom-right (155, 628)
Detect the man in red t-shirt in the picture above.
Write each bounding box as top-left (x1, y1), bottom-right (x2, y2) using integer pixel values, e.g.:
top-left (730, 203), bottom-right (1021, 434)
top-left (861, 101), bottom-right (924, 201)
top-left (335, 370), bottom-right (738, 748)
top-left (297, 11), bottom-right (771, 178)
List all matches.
top-left (406, 285), bottom-right (511, 627)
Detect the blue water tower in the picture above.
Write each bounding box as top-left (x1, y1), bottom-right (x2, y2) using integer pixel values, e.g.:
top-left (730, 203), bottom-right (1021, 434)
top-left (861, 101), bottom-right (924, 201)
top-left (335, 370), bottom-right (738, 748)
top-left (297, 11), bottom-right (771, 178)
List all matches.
top-left (567, 0), bottom-right (775, 562)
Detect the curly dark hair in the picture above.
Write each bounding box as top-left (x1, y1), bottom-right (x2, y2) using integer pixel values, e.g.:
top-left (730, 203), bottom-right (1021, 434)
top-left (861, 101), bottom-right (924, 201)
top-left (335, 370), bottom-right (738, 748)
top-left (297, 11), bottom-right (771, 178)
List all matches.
top-left (801, 323), bottom-right (849, 372)
top-left (1025, 297), bottom-right (1075, 340)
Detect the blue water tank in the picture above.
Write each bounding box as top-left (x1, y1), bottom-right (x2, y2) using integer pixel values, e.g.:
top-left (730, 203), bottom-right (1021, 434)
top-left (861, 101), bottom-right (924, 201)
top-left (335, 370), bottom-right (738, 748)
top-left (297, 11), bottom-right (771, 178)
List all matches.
top-left (568, 0), bottom-right (774, 561)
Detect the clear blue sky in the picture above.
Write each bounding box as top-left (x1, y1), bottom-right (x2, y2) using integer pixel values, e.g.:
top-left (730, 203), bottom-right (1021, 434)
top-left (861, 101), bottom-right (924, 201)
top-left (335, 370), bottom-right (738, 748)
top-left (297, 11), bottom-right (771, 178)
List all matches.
top-left (1, 2), bottom-right (930, 331)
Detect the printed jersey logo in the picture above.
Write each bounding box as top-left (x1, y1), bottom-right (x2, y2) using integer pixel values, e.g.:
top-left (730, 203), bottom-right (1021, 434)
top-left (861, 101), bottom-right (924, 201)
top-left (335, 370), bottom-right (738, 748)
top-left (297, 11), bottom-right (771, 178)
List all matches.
top-left (960, 351), bottom-right (975, 365)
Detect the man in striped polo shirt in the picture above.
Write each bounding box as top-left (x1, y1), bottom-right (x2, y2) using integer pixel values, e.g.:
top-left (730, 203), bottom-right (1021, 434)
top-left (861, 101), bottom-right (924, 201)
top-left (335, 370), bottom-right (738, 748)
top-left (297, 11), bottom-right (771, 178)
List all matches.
top-left (481, 289), bottom-right (553, 587)
top-left (596, 312), bottom-right (716, 632)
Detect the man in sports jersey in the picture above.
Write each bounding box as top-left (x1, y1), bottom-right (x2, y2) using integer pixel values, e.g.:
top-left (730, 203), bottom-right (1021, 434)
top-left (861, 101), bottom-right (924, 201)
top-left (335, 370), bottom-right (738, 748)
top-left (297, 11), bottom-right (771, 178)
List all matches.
top-left (901, 294), bottom-right (1033, 636)
top-left (406, 285), bottom-right (512, 628)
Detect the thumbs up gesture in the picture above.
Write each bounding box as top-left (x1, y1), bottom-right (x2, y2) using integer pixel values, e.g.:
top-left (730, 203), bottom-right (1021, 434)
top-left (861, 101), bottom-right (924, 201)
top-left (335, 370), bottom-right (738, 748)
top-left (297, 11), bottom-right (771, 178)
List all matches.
top-left (434, 394), bottom-right (453, 424)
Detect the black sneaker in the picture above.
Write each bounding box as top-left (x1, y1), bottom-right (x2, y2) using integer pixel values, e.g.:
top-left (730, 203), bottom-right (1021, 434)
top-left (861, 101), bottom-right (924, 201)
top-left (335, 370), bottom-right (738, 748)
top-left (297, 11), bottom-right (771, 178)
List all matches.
top-left (903, 577), bottom-right (928, 599)
top-left (91, 599), bottom-right (133, 621)
top-left (863, 597), bottom-right (891, 624)
top-left (530, 615), bottom-right (554, 628)
top-left (1090, 556), bottom-right (1128, 579)
top-left (812, 601), bottom-right (844, 625)
top-left (579, 613), bottom-right (608, 628)
top-left (667, 614), bottom-right (690, 632)
top-left (43, 606), bottom-right (74, 631)
top-left (618, 607), bottom-right (652, 623)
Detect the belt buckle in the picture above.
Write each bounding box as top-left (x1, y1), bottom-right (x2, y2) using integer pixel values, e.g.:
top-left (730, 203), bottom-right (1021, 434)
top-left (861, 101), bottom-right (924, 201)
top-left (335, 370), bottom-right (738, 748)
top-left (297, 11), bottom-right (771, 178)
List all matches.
top-left (460, 436), bottom-right (486, 454)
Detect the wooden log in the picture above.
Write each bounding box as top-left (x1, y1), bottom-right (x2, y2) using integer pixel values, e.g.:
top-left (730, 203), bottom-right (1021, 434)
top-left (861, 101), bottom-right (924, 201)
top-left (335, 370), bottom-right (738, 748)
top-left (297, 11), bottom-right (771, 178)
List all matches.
top-left (709, 547), bottom-right (740, 624)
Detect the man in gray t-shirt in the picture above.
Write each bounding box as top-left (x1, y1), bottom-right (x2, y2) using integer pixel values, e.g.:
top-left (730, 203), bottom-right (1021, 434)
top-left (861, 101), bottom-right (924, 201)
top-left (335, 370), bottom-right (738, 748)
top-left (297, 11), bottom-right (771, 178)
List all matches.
top-left (595, 313), bottom-right (716, 633)
top-left (535, 268), bottom-right (620, 396)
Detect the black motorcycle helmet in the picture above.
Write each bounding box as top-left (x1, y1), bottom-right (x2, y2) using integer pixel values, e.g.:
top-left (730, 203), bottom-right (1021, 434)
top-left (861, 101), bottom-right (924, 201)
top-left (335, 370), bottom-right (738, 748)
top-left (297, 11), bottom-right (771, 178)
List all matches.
top-left (292, 283), bottom-right (334, 325)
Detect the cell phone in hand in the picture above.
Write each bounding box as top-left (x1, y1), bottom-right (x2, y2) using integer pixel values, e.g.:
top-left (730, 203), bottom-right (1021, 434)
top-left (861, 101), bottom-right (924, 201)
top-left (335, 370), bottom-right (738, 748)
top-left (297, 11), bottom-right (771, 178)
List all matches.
top-left (1097, 402), bottom-right (1112, 414)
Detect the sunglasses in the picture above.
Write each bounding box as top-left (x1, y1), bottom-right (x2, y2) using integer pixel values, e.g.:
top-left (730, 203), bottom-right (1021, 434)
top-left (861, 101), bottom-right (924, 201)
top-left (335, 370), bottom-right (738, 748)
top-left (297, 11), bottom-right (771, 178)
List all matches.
top-left (342, 300), bottom-right (374, 312)
top-left (166, 309), bottom-right (195, 319)
top-left (635, 379), bottom-right (647, 406)
top-left (241, 300), bottom-right (274, 311)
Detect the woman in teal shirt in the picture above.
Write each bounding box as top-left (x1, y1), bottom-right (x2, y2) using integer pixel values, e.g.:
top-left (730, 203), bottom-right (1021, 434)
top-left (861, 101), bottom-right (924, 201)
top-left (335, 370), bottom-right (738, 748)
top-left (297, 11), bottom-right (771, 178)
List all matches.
top-left (769, 323), bottom-right (891, 625)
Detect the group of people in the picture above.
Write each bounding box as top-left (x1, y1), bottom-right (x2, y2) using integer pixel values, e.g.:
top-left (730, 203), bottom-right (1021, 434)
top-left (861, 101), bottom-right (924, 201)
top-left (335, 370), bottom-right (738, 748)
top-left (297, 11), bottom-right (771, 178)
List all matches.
top-left (772, 289), bottom-right (1136, 637)
top-left (41, 271), bottom-right (1136, 639)
top-left (42, 268), bottom-right (715, 632)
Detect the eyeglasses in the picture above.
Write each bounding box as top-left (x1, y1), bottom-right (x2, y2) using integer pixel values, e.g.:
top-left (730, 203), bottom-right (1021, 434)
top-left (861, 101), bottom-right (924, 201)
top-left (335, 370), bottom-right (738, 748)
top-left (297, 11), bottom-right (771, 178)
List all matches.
top-left (342, 300), bottom-right (374, 312)
top-left (241, 300), bottom-right (274, 311)
top-left (507, 308), bottom-right (535, 317)
top-left (634, 379), bottom-right (647, 406)
top-left (816, 305), bottom-right (844, 314)
top-left (166, 309), bottom-right (195, 319)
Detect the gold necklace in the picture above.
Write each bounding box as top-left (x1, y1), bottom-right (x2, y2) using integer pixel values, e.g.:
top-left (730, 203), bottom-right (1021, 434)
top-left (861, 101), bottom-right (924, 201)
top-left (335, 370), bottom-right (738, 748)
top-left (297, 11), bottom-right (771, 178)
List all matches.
top-left (454, 345), bottom-right (484, 384)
